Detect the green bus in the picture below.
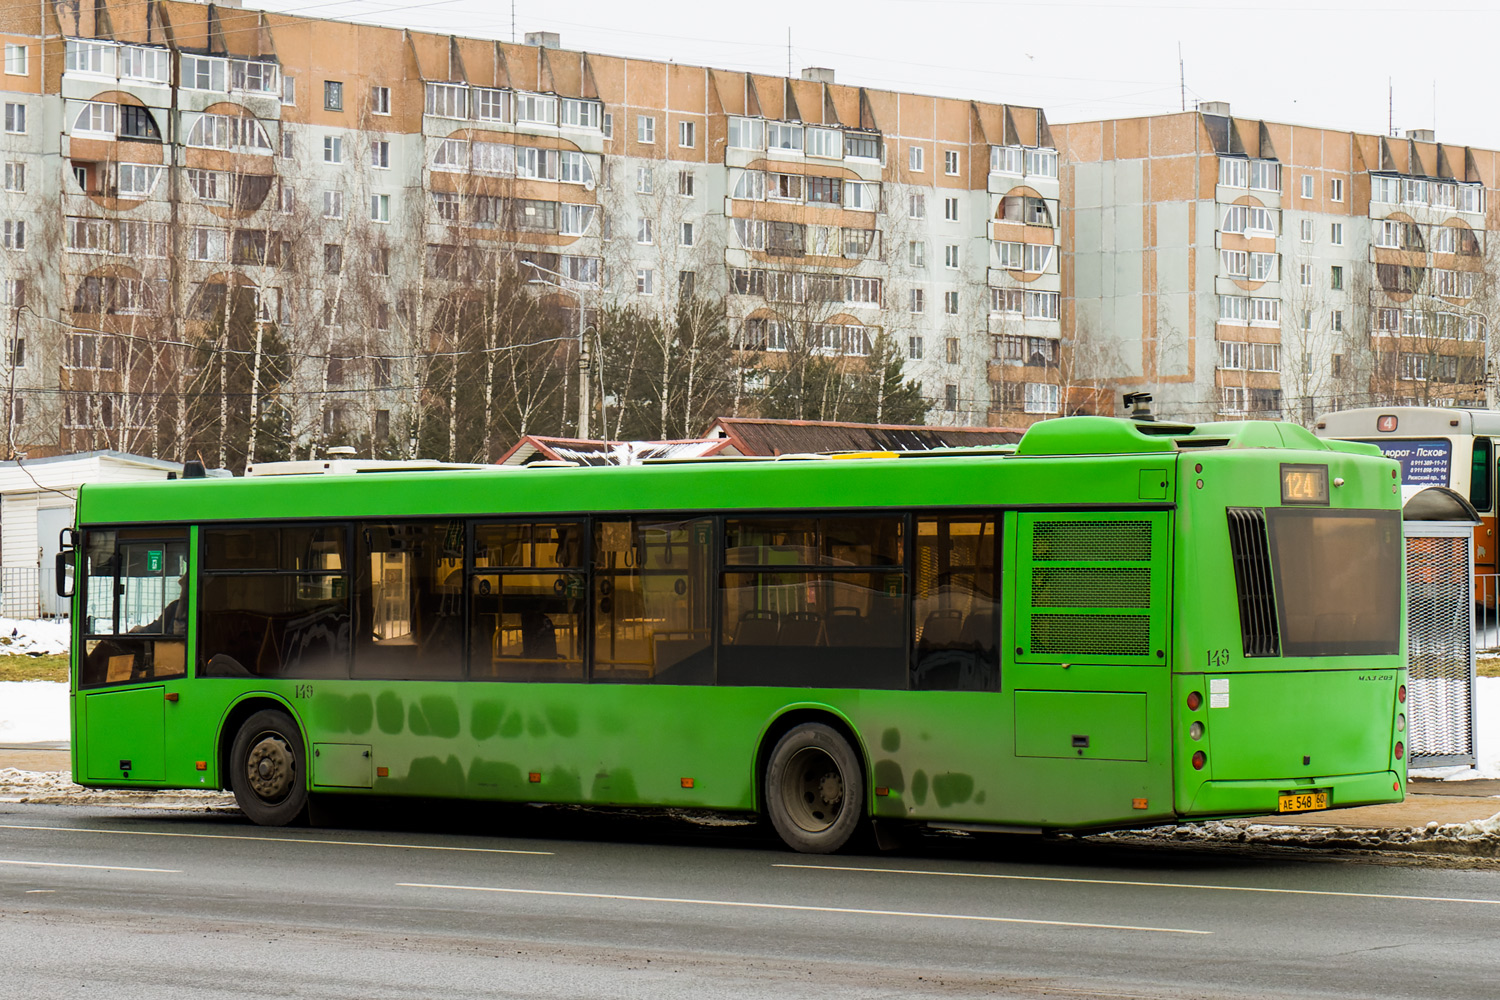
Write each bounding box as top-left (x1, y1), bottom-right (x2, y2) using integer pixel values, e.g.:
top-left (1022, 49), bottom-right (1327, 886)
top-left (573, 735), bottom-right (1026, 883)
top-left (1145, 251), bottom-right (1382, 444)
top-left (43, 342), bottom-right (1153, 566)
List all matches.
top-left (63, 415), bottom-right (1409, 853)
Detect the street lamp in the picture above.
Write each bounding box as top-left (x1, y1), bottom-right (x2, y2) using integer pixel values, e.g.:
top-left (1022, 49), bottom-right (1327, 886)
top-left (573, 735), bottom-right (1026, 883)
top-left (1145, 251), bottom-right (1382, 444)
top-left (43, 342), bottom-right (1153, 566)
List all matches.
top-left (523, 260), bottom-right (592, 440)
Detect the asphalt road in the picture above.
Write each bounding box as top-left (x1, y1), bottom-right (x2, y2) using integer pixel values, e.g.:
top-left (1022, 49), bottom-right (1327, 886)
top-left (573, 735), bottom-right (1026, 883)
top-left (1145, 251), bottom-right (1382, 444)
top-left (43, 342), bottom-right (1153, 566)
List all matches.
top-left (2, 800), bottom-right (1497, 1000)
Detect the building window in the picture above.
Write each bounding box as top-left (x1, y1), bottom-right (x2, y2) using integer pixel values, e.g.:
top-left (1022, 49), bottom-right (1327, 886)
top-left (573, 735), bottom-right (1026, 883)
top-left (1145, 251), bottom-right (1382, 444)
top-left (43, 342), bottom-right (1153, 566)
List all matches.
top-left (946, 337), bottom-right (960, 364)
top-left (1025, 382), bottom-right (1060, 414)
top-left (8, 338), bottom-right (23, 367)
top-left (3, 162), bottom-right (22, 192)
top-left (944, 384), bottom-right (958, 411)
top-left (602, 113), bottom-right (613, 139)
top-left (371, 247), bottom-right (390, 276)
top-left (944, 290), bottom-right (959, 315)
top-left (908, 336), bottom-right (924, 360)
top-left (909, 288), bottom-right (925, 313)
top-left (371, 140), bottom-right (389, 168)
top-left (323, 135), bottom-right (342, 163)
top-left (1301, 174), bottom-right (1313, 198)
top-left (371, 86), bottom-right (391, 115)
top-left (324, 81), bottom-right (343, 111)
top-left (1330, 178), bottom-right (1343, 202)
top-left (1332, 310), bottom-right (1343, 332)
top-left (909, 146), bottom-right (924, 171)
top-left (909, 194), bottom-right (926, 219)
top-left (1299, 263), bottom-right (1312, 286)
top-left (679, 120), bottom-right (695, 148)
top-left (370, 194), bottom-right (390, 223)
top-left (945, 150), bottom-right (960, 175)
top-left (1300, 219), bottom-right (1313, 243)
top-left (2, 220), bottom-right (26, 250)
top-left (680, 221), bottom-right (694, 247)
top-left (1330, 265), bottom-right (1343, 290)
top-left (636, 268), bottom-right (654, 295)
top-left (943, 197), bottom-right (959, 222)
top-left (944, 244), bottom-right (959, 269)
top-left (324, 244), bottom-right (343, 275)
top-left (637, 115), bottom-right (655, 143)
top-left (323, 190), bottom-right (343, 219)
top-left (4, 103), bottom-right (26, 134)
top-left (1331, 222), bottom-right (1343, 245)
top-left (637, 218), bottom-right (654, 244)
top-left (636, 166), bottom-right (653, 194)
top-left (4, 44), bottom-right (27, 76)
top-left (281, 76), bottom-right (296, 105)
top-left (908, 241), bottom-right (925, 267)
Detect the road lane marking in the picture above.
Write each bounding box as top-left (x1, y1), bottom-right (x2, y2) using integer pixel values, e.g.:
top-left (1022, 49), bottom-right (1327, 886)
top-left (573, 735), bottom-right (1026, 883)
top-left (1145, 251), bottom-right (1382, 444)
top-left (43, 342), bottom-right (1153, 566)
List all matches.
top-left (396, 882), bottom-right (1210, 935)
top-left (0, 859), bottom-right (180, 873)
top-left (776, 863), bottom-right (1500, 907)
top-left (0, 824), bottom-right (551, 856)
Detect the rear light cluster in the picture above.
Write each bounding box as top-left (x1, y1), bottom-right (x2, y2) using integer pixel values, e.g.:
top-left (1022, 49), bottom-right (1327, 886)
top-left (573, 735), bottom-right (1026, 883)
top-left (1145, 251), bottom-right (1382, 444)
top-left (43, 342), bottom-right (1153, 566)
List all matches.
top-left (1187, 691), bottom-right (1206, 770)
top-left (1395, 685), bottom-right (1407, 764)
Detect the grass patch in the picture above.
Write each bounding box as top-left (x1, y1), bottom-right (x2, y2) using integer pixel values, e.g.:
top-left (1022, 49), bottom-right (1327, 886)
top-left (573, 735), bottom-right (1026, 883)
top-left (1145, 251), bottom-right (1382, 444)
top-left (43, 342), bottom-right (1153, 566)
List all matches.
top-left (1479, 657), bottom-right (1500, 678)
top-left (0, 653), bottom-right (69, 682)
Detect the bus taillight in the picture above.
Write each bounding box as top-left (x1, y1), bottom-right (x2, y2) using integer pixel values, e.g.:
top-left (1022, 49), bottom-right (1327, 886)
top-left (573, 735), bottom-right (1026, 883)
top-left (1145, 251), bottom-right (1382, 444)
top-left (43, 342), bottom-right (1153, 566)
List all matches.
top-left (1191, 751), bottom-right (1207, 770)
top-left (1186, 691), bottom-right (1203, 711)
top-left (1398, 684), bottom-right (1407, 704)
top-left (1394, 741), bottom-right (1405, 760)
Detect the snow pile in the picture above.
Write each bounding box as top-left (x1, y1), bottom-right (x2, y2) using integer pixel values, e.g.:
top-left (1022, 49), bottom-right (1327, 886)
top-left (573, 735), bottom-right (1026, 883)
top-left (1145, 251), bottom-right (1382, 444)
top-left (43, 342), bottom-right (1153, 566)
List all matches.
top-left (0, 768), bottom-right (235, 810)
top-left (0, 681), bottom-right (68, 744)
top-left (1097, 813), bottom-right (1500, 856)
top-left (0, 617), bottom-right (69, 656)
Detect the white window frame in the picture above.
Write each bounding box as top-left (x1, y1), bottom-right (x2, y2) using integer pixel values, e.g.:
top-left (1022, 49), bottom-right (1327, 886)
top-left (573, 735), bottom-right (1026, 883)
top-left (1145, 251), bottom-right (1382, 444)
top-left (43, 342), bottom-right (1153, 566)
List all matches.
top-left (636, 268), bottom-right (654, 295)
top-left (943, 197), bottom-right (959, 222)
top-left (679, 120), bottom-right (696, 148)
top-left (945, 150), bottom-right (960, 175)
top-left (322, 189), bottom-right (344, 220)
top-left (728, 117), bottom-right (764, 151)
top-left (371, 140), bottom-right (390, 169)
top-left (1300, 174), bottom-right (1313, 198)
top-left (3, 103), bottom-right (23, 134)
top-left (475, 88), bottom-right (512, 123)
top-left (806, 128), bottom-right (841, 159)
top-left (3, 44), bottom-right (27, 77)
top-left (370, 193), bottom-right (390, 223)
top-left (766, 122), bottom-right (802, 152)
top-left (515, 92), bottom-right (558, 125)
top-left (1330, 222), bottom-right (1343, 246)
top-left (323, 135), bottom-right (343, 163)
top-left (182, 54), bottom-right (227, 92)
top-left (1024, 382), bottom-right (1060, 415)
top-left (637, 217), bottom-right (654, 245)
top-left (1330, 177), bottom-right (1344, 202)
top-left (425, 83), bottom-right (468, 119)
top-left (637, 115), bottom-right (656, 143)
top-left (908, 145), bottom-right (925, 172)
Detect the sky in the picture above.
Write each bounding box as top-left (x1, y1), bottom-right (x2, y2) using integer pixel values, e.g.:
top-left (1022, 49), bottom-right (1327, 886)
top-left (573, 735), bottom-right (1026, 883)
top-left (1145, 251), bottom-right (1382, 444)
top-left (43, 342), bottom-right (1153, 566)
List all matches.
top-left (249, 0), bottom-right (1500, 151)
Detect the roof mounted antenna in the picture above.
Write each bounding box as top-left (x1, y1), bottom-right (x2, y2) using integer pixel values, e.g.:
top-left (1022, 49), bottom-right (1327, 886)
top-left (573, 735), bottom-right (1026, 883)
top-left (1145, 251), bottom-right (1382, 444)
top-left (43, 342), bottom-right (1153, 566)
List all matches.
top-left (1122, 392), bottom-right (1156, 422)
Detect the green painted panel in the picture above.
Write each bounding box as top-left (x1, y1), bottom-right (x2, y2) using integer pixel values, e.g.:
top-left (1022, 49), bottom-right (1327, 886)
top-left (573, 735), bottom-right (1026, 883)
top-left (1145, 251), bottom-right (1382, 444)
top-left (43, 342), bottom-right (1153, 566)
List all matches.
top-left (1014, 690), bottom-right (1147, 761)
top-left (84, 687), bottom-right (165, 781)
top-left (313, 743), bottom-right (373, 788)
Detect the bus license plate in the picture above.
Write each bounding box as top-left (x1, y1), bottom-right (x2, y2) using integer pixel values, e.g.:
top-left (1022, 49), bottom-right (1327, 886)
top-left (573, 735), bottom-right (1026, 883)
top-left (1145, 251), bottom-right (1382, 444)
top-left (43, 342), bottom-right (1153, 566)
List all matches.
top-left (1277, 790), bottom-right (1329, 813)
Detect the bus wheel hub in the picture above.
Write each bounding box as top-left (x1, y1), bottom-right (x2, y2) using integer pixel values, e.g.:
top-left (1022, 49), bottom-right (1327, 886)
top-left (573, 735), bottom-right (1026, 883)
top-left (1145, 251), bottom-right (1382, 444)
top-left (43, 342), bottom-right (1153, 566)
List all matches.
top-left (247, 738), bottom-right (291, 799)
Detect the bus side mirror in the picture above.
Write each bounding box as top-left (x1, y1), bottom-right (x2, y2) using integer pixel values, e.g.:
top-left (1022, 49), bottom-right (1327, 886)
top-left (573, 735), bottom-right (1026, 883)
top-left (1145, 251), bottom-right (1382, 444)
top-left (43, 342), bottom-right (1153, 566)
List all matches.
top-left (55, 528), bottom-right (76, 599)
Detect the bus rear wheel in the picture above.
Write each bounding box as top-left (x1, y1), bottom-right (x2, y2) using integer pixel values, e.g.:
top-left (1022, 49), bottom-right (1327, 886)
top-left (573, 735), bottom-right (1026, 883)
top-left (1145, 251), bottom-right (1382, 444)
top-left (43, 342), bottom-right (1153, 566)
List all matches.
top-left (229, 709), bottom-right (309, 826)
top-left (765, 723), bottom-right (863, 854)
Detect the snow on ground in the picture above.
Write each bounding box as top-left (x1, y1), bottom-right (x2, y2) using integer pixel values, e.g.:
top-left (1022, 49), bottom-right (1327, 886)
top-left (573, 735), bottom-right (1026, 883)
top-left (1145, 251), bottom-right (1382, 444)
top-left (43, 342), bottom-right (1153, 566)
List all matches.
top-left (0, 617), bottom-right (69, 657)
top-left (0, 681), bottom-right (68, 744)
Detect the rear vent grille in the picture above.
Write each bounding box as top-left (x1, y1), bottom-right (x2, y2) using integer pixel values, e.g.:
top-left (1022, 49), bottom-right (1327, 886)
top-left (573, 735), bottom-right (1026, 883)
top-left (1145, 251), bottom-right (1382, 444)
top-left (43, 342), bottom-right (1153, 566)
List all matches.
top-left (1030, 614), bottom-right (1151, 656)
top-left (1032, 567), bottom-right (1151, 608)
top-left (1226, 507), bottom-right (1280, 657)
top-left (1033, 521), bottom-right (1151, 562)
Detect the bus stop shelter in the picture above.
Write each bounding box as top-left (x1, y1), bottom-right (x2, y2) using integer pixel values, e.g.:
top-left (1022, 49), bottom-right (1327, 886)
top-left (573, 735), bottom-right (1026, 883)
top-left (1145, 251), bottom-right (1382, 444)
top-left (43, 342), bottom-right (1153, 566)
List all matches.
top-left (1403, 486), bottom-right (1480, 770)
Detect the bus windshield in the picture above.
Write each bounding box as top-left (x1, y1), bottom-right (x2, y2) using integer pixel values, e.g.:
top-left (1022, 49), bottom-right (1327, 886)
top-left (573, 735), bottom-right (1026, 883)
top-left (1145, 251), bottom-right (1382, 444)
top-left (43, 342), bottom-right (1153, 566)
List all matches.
top-left (1267, 508), bottom-right (1402, 656)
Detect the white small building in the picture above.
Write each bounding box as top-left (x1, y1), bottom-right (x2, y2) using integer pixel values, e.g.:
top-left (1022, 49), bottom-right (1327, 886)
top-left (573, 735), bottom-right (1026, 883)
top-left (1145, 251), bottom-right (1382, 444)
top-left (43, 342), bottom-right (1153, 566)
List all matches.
top-left (0, 452), bottom-right (181, 618)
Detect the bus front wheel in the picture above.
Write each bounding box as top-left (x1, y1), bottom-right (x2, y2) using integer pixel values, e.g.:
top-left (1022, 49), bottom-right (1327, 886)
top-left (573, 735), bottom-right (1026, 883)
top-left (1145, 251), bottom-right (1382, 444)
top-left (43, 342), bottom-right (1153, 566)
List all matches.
top-left (765, 723), bottom-right (864, 854)
top-left (229, 709), bottom-right (309, 826)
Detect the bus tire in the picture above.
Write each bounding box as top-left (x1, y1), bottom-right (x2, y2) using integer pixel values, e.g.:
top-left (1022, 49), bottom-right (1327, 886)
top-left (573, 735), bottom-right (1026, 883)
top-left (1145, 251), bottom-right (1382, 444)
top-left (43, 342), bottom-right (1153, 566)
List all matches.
top-left (765, 722), bottom-right (864, 854)
top-left (229, 709), bottom-right (309, 826)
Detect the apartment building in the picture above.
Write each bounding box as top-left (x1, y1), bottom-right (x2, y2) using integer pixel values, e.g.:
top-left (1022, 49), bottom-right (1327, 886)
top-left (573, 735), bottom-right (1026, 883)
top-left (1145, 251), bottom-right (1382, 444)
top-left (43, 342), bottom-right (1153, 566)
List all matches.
top-left (1057, 104), bottom-right (1499, 424)
top-left (0, 0), bottom-right (1068, 463)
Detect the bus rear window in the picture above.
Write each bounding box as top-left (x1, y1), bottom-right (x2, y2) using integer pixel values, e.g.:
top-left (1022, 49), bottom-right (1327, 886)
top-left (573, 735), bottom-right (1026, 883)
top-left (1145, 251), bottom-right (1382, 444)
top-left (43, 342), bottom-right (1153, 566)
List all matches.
top-left (1266, 508), bottom-right (1401, 657)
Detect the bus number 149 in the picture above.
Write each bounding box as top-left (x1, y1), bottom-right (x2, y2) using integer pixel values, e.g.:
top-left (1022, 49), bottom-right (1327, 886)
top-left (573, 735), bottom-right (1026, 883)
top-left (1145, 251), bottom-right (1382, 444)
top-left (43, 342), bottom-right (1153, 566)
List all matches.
top-left (1206, 648), bottom-right (1231, 667)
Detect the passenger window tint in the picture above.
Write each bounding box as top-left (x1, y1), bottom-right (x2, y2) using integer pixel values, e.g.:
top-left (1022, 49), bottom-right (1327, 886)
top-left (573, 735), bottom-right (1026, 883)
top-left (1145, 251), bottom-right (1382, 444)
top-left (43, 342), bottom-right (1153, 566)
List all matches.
top-left (719, 516), bottom-right (906, 689)
top-left (593, 518), bottom-right (714, 684)
top-left (353, 521), bottom-right (464, 679)
top-left (912, 516), bottom-right (999, 691)
top-left (470, 522), bottom-right (584, 682)
top-left (200, 525), bottom-right (349, 679)
top-left (1471, 438), bottom-right (1492, 513)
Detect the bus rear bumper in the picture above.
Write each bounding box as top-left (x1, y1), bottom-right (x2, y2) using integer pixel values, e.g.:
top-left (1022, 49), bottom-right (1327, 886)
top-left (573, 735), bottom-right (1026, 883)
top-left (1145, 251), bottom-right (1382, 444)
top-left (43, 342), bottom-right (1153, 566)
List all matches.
top-left (1183, 770), bottom-right (1404, 819)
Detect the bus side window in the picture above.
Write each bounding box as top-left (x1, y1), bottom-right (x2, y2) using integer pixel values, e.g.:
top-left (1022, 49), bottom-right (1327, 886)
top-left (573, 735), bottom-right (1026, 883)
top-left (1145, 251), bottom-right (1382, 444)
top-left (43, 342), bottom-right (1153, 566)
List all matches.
top-left (1473, 438), bottom-right (1493, 513)
top-left (911, 516), bottom-right (999, 692)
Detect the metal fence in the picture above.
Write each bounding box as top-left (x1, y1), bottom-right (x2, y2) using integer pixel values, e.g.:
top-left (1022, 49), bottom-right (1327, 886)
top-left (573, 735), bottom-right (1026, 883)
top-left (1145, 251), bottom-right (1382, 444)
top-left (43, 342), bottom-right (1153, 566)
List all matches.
top-left (1405, 528), bottom-right (1476, 767)
top-left (0, 566), bottom-right (69, 620)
